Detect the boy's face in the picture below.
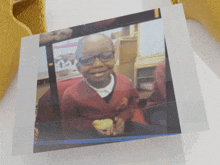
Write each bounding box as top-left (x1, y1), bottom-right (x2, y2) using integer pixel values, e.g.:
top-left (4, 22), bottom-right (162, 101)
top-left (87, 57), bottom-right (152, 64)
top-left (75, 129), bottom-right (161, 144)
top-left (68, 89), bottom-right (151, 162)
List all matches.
top-left (77, 35), bottom-right (115, 83)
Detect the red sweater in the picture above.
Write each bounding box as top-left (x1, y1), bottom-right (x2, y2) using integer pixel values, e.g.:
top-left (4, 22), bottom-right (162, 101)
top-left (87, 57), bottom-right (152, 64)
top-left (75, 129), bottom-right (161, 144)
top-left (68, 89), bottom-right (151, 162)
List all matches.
top-left (60, 74), bottom-right (139, 131)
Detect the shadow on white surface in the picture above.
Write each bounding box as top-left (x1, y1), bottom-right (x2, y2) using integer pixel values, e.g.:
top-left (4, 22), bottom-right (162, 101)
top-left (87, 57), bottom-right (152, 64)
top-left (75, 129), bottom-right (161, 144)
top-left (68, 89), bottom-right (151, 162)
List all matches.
top-left (187, 19), bottom-right (220, 79)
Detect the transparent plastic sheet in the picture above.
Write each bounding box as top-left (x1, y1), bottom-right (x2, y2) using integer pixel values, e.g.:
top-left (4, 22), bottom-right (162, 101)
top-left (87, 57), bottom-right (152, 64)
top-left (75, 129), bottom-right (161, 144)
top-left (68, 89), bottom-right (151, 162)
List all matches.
top-left (10, 4), bottom-right (208, 165)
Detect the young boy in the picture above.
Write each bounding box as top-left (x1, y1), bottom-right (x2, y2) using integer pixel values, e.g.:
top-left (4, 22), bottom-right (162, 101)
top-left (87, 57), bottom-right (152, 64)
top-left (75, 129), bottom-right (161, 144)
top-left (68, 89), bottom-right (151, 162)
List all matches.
top-left (60, 33), bottom-right (139, 137)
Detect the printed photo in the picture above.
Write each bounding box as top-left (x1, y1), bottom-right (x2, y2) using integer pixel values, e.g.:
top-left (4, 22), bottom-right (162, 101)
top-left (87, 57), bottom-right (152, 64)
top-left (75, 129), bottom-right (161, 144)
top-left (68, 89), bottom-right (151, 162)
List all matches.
top-left (34, 9), bottom-right (181, 153)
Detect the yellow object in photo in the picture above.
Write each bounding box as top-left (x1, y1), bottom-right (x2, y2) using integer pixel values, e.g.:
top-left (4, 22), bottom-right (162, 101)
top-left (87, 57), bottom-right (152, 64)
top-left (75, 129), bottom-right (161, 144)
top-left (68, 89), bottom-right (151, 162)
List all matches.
top-left (93, 119), bottom-right (113, 130)
top-left (0, 0), bottom-right (47, 100)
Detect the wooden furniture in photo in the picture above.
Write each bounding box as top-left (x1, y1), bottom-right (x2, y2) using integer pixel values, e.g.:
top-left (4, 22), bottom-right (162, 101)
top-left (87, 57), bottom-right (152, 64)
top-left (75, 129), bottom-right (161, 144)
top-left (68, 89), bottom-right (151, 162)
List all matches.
top-left (114, 37), bottom-right (138, 81)
top-left (133, 23), bottom-right (165, 99)
top-left (134, 54), bottom-right (165, 99)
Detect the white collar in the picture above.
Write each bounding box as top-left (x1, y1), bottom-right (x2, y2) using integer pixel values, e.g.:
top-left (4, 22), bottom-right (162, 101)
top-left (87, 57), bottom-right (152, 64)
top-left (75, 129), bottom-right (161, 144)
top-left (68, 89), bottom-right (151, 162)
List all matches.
top-left (86, 74), bottom-right (115, 98)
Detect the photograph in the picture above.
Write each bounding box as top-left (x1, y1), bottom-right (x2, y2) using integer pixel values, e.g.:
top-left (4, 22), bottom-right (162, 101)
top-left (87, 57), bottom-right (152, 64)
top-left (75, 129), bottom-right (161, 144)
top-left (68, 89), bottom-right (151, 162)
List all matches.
top-left (34, 9), bottom-right (181, 153)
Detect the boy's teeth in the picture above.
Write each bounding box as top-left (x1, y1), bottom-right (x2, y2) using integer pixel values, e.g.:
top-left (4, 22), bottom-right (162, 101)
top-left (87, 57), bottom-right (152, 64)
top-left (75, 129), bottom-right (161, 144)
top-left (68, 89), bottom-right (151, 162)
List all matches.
top-left (94, 72), bottom-right (105, 77)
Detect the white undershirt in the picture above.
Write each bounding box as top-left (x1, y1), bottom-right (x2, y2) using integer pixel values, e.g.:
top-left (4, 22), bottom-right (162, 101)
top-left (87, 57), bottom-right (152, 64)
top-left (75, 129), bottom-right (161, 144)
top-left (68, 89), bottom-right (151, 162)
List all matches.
top-left (86, 74), bottom-right (115, 98)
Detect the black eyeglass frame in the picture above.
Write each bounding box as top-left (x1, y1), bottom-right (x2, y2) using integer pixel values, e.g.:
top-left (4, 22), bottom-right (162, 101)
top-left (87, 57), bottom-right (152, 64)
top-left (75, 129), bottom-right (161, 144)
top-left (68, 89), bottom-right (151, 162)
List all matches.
top-left (78, 51), bottom-right (115, 66)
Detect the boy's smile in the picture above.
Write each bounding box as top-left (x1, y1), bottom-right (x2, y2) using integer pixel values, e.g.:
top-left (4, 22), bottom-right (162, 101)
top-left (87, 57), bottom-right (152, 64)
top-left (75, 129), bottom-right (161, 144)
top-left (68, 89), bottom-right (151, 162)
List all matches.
top-left (89, 69), bottom-right (108, 78)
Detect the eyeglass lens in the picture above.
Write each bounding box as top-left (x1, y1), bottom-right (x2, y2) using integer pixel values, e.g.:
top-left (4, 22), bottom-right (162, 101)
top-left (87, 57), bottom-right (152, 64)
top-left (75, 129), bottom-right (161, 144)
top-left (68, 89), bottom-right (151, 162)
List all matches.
top-left (79, 51), bottom-right (114, 65)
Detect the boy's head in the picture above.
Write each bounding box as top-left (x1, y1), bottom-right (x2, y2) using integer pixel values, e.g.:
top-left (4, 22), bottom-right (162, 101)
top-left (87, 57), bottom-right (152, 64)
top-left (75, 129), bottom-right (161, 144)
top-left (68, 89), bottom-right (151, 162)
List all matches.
top-left (75, 34), bottom-right (116, 87)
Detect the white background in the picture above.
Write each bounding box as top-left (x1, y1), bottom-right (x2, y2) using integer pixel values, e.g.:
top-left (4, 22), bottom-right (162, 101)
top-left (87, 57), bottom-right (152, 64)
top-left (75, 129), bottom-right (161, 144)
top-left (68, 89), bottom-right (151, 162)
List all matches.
top-left (1, 0), bottom-right (220, 164)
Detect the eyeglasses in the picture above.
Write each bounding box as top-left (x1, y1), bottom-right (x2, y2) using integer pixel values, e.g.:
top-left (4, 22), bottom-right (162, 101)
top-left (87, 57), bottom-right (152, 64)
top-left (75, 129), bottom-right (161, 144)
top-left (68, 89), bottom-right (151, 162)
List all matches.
top-left (78, 51), bottom-right (115, 65)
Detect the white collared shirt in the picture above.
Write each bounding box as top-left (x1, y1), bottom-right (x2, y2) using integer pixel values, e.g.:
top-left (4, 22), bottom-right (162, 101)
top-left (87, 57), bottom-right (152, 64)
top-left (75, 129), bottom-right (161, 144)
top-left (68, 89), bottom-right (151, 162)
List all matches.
top-left (86, 74), bottom-right (115, 98)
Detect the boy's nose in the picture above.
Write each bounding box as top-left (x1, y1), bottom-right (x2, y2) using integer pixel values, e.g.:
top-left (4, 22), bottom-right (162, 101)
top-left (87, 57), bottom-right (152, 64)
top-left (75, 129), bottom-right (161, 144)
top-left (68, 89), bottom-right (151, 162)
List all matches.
top-left (92, 57), bottom-right (104, 67)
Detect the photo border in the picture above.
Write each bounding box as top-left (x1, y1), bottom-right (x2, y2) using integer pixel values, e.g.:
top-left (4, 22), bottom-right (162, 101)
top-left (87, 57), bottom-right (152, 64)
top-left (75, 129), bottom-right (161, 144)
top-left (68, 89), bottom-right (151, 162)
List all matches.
top-left (34, 9), bottom-right (181, 149)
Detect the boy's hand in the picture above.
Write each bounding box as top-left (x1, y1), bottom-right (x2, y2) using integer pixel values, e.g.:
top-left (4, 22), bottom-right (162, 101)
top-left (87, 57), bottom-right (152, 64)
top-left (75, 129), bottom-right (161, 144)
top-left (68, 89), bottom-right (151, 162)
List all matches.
top-left (93, 119), bottom-right (114, 136)
top-left (113, 117), bottom-right (125, 136)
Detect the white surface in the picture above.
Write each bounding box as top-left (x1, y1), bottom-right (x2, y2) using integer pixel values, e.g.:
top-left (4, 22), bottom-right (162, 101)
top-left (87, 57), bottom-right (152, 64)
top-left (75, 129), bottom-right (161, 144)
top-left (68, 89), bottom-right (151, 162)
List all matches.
top-left (1, 0), bottom-right (220, 164)
top-left (45, 0), bottom-right (143, 31)
top-left (142, 0), bottom-right (172, 11)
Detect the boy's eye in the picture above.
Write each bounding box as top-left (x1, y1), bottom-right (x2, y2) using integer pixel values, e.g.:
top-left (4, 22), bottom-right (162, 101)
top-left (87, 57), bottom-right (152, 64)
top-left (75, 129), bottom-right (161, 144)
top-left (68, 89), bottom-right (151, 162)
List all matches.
top-left (102, 52), bottom-right (113, 56)
top-left (80, 57), bottom-right (94, 64)
top-left (100, 51), bottom-right (114, 60)
top-left (100, 54), bottom-right (114, 60)
top-left (79, 51), bottom-right (114, 65)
